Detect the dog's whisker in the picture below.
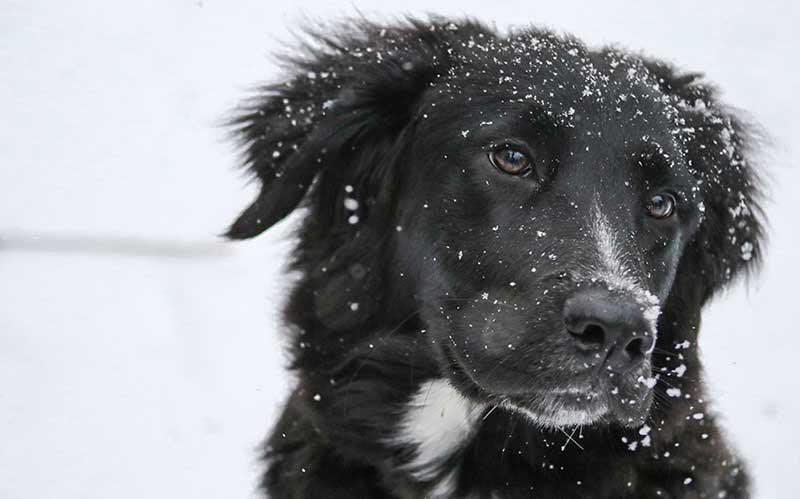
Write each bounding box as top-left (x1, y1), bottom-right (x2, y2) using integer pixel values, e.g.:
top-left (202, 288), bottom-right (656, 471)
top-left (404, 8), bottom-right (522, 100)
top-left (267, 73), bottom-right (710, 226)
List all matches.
top-left (559, 425), bottom-right (584, 451)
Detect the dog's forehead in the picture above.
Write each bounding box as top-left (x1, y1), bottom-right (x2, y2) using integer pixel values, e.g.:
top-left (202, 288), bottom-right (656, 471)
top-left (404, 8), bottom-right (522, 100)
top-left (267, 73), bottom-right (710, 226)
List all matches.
top-left (439, 33), bottom-right (680, 134)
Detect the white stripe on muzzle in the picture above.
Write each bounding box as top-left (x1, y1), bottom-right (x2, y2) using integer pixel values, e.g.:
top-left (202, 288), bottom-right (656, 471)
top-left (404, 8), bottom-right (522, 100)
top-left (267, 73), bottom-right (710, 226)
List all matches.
top-left (585, 203), bottom-right (661, 350)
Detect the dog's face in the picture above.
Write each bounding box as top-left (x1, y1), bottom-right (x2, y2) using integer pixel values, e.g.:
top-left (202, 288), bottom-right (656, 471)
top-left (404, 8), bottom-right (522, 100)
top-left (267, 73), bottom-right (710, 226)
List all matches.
top-left (393, 47), bottom-right (706, 428)
top-left (228, 22), bottom-right (761, 431)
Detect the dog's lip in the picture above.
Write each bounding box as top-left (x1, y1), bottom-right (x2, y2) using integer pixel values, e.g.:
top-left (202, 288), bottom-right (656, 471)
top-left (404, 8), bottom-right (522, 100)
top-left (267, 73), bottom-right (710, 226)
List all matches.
top-left (500, 393), bottom-right (610, 424)
top-left (440, 343), bottom-right (490, 397)
top-left (442, 343), bottom-right (605, 402)
top-left (506, 386), bottom-right (605, 405)
top-left (549, 386), bottom-right (599, 396)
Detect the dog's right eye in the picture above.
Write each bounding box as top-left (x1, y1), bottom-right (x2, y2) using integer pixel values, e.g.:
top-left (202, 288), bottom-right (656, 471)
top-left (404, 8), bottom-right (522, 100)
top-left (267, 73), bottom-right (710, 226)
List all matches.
top-left (646, 192), bottom-right (677, 219)
top-left (489, 146), bottom-right (533, 176)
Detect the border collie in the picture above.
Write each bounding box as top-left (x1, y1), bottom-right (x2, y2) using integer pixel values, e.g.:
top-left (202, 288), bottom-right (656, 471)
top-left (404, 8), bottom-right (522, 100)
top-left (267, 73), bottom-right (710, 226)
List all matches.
top-left (226, 17), bottom-right (764, 499)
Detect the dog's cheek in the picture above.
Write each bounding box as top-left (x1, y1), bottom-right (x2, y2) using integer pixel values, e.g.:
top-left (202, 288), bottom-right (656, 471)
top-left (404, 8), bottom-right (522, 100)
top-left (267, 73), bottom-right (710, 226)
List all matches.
top-left (438, 300), bottom-right (573, 390)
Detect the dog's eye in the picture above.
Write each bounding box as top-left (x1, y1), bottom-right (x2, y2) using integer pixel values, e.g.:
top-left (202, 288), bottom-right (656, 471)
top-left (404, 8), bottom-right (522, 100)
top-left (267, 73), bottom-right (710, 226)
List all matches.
top-left (646, 193), bottom-right (676, 219)
top-left (489, 146), bottom-right (532, 176)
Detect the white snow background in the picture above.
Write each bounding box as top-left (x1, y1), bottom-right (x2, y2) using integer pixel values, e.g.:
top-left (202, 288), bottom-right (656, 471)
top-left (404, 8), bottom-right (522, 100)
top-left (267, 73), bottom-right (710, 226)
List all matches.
top-left (1, 1), bottom-right (797, 497)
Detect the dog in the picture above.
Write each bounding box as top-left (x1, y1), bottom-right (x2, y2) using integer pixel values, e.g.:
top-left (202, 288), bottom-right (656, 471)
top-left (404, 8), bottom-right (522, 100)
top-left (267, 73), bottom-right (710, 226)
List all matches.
top-left (226, 17), bottom-right (764, 499)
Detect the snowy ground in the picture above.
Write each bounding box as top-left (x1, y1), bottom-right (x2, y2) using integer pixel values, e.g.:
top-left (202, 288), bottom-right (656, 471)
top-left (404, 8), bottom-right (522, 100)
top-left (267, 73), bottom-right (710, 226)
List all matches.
top-left (1, 1), bottom-right (797, 497)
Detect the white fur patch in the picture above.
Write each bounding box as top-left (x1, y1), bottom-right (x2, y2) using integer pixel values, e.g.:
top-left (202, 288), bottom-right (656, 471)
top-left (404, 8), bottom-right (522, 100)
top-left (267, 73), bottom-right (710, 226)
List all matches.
top-left (392, 379), bottom-right (483, 481)
top-left (587, 203), bottom-right (661, 342)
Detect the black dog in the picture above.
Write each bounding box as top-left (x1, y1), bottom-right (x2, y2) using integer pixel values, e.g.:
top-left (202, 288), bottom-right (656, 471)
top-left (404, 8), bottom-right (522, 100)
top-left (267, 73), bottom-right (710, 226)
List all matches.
top-left (227, 17), bottom-right (764, 499)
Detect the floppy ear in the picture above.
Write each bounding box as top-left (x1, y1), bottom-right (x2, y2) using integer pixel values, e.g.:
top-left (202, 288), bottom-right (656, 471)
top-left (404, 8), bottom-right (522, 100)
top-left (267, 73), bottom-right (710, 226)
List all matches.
top-left (645, 61), bottom-right (766, 305)
top-left (225, 20), bottom-right (458, 240)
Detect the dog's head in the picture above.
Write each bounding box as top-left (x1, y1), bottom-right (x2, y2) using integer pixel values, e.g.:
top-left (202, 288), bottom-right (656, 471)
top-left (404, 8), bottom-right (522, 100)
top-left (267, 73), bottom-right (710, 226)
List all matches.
top-left (228, 20), bottom-right (763, 429)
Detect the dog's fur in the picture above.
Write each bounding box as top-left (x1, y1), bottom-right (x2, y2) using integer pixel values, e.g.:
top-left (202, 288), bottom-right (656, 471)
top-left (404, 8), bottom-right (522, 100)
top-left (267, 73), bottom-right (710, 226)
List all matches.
top-left (227, 18), bottom-right (764, 499)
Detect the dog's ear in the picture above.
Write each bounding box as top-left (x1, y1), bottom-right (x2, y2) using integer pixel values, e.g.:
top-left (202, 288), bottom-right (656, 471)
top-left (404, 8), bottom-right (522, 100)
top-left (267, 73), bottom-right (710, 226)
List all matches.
top-left (225, 20), bottom-right (461, 239)
top-left (645, 61), bottom-right (766, 304)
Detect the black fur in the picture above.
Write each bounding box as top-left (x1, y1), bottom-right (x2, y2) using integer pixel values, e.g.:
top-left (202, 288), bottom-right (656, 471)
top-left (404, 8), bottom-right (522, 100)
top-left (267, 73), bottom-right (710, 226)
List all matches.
top-left (227, 17), bottom-right (764, 499)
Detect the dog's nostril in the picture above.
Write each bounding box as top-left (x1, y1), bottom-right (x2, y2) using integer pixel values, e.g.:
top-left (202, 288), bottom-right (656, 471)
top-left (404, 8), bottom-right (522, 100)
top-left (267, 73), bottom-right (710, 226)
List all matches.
top-left (569, 323), bottom-right (606, 349)
top-left (624, 337), bottom-right (646, 360)
top-left (564, 290), bottom-right (655, 371)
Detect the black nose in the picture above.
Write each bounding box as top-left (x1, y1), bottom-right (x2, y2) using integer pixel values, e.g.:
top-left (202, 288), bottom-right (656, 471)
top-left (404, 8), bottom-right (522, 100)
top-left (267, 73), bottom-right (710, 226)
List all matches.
top-left (563, 289), bottom-right (655, 371)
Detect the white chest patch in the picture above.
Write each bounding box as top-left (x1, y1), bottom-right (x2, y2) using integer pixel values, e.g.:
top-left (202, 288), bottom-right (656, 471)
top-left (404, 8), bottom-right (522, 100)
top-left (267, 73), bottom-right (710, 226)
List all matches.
top-left (392, 379), bottom-right (483, 482)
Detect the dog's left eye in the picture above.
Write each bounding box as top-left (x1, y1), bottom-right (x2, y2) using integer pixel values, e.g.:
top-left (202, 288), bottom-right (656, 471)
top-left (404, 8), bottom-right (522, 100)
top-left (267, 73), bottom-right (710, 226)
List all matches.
top-left (646, 192), bottom-right (677, 219)
top-left (489, 146), bottom-right (533, 176)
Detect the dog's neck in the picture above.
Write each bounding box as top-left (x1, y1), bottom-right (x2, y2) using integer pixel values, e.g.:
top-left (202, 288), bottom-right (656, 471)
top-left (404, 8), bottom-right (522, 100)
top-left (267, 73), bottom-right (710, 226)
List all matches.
top-left (389, 379), bottom-right (485, 484)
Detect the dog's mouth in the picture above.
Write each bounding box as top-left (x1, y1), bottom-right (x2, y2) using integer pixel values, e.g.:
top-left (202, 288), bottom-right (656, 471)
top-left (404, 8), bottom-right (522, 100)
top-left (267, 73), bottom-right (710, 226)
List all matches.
top-left (440, 343), bottom-right (652, 429)
top-left (440, 342), bottom-right (491, 399)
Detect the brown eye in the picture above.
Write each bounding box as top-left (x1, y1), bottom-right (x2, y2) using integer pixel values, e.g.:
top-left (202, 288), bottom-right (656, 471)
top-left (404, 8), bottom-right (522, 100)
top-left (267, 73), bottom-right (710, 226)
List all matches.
top-left (489, 146), bottom-right (532, 175)
top-left (647, 193), bottom-right (676, 219)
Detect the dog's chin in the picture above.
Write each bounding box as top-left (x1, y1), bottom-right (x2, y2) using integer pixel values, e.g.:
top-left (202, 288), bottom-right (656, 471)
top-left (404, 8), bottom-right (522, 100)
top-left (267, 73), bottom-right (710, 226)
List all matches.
top-left (501, 393), bottom-right (609, 428)
top-left (501, 387), bottom-right (653, 429)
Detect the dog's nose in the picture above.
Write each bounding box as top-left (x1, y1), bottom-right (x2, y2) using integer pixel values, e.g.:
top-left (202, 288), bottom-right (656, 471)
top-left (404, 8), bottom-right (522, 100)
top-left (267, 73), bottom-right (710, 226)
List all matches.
top-left (563, 289), bottom-right (654, 371)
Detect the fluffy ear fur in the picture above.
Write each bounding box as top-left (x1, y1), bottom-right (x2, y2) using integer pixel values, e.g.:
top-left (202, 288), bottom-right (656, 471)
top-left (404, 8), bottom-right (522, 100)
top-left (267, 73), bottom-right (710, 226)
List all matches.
top-left (225, 19), bottom-right (469, 240)
top-left (226, 19), bottom-right (494, 330)
top-left (644, 61), bottom-right (765, 306)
